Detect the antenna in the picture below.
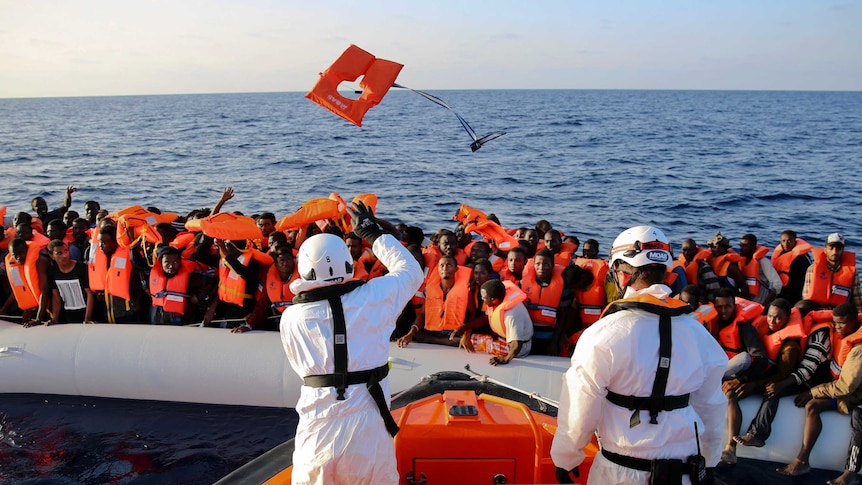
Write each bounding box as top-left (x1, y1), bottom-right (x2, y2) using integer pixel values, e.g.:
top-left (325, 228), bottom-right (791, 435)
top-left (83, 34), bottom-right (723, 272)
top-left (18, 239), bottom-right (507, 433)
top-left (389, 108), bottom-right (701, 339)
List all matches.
top-left (694, 421), bottom-right (702, 455)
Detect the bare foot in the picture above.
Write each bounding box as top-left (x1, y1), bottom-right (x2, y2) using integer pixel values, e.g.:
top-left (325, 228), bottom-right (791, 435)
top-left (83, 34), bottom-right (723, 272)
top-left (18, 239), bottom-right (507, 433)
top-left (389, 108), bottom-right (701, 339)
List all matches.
top-left (776, 458), bottom-right (810, 476)
top-left (733, 433), bottom-right (765, 447)
top-left (720, 448), bottom-right (737, 464)
top-left (827, 470), bottom-right (860, 485)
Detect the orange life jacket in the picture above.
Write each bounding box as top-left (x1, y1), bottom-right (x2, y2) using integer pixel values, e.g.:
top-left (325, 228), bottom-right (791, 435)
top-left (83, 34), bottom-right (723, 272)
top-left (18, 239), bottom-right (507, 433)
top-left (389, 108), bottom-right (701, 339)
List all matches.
top-left (149, 260), bottom-right (195, 314)
top-left (804, 249), bottom-right (857, 307)
top-left (739, 245), bottom-right (770, 297)
top-left (831, 327), bottom-right (862, 379)
top-left (717, 299), bottom-right (765, 359)
top-left (709, 251), bottom-right (741, 278)
top-left (689, 303), bottom-right (718, 336)
top-left (674, 248), bottom-right (711, 286)
top-left (423, 266), bottom-right (472, 332)
top-left (5, 242), bottom-right (43, 310)
top-left (771, 239), bottom-right (813, 286)
top-left (487, 281), bottom-right (529, 338)
top-left (463, 219), bottom-right (520, 252)
top-left (358, 251), bottom-right (387, 280)
top-left (520, 264), bottom-right (565, 327)
top-left (305, 44), bottom-right (403, 127)
top-left (760, 307), bottom-right (807, 363)
top-left (89, 245), bottom-right (132, 301)
top-left (574, 257), bottom-right (610, 326)
top-left (218, 250), bottom-right (271, 306)
top-left (265, 265), bottom-right (298, 313)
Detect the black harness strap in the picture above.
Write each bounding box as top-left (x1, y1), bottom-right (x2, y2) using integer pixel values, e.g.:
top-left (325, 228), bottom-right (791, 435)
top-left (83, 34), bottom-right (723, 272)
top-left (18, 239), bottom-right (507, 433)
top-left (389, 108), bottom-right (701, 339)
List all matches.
top-left (328, 296), bottom-right (349, 401)
top-left (649, 314), bottom-right (672, 424)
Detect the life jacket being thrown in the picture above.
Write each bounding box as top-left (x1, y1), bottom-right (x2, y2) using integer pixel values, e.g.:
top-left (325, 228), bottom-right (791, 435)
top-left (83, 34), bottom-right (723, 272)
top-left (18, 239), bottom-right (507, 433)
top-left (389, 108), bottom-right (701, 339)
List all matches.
top-left (5, 242), bottom-right (43, 310)
top-left (487, 281), bottom-right (528, 338)
top-left (804, 249), bottom-right (857, 307)
top-left (305, 44), bottom-right (403, 127)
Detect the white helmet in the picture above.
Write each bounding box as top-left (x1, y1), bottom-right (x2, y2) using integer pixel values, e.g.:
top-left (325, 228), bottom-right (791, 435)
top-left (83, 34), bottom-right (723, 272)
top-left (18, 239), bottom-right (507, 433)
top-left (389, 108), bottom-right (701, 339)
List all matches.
top-left (296, 233), bottom-right (354, 285)
top-left (609, 225), bottom-right (673, 269)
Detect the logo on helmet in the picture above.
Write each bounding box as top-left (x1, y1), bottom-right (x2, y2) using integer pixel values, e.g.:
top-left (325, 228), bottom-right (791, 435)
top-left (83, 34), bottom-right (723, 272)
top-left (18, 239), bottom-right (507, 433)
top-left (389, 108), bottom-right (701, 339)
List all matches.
top-left (646, 250), bottom-right (670, 262)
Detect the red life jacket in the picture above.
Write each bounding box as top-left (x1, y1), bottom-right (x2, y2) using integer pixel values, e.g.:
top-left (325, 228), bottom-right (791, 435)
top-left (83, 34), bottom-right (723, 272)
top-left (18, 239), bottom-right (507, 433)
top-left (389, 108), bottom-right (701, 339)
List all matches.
top-left (760, 307), bottom-right (807, 363)
top-left (804, 249), bottom-right (857, 307)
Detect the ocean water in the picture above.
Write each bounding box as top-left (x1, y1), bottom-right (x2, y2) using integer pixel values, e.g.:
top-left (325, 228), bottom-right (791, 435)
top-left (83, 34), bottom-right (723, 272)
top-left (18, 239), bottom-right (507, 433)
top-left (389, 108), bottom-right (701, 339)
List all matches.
top-left (1, 90), bottom-right (861, 484)
top-left (1, 90), bottom-right (861, 252)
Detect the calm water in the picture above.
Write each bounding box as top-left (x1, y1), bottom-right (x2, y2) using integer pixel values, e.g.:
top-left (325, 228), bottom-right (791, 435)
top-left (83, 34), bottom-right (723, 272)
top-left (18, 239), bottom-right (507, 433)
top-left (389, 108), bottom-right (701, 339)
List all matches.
top-left (1, 90), bottom-right (861, 484)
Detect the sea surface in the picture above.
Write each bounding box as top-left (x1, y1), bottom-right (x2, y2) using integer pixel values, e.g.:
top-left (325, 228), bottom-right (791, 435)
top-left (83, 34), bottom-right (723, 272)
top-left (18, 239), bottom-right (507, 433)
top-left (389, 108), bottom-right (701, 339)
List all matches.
top-left (1, 90), bottom-right (861, 484)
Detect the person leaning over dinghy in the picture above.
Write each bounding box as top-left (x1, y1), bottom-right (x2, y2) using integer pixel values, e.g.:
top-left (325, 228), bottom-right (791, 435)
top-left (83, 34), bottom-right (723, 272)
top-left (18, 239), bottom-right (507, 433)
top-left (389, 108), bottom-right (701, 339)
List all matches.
top-left (551, 225), bottom-right (727, 485)
top-left (280, 202), bottom-right (423, 485)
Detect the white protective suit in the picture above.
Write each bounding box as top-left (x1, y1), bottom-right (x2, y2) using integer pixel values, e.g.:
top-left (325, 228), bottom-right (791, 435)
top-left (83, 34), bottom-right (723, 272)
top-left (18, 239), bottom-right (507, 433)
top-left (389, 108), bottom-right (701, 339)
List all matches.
top-left (550, 283), bottom-right (727, 485)
top-left (280, 234), bottom-right (423, 485)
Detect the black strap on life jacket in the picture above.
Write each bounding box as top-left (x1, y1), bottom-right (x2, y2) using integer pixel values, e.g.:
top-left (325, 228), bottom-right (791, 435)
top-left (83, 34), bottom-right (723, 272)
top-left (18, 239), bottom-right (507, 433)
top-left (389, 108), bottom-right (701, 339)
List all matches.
top-left (296, 280), bottom-right (399, 437)
top-left (603, 299), bottom-right (691, 426)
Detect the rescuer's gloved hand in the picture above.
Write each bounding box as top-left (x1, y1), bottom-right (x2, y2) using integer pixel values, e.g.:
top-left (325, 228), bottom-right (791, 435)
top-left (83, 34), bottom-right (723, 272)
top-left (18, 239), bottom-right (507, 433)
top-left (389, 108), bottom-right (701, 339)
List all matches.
top-left (347, 201), bottom-right (383, 245)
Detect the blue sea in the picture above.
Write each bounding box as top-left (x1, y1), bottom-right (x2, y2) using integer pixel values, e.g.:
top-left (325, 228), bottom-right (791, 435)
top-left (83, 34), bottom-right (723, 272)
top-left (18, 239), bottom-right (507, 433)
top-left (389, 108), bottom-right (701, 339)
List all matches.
top-left (1, 90), bottom-right (861, 484)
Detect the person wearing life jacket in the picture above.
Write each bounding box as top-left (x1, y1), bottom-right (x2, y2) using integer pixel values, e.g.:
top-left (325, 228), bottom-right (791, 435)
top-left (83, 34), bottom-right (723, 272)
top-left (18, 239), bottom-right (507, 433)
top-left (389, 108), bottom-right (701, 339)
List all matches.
top-left (463, 279), bottom-right (533, 365)
top-left (0, 238), bottom-right (52, 326)
top-left (714, 287), bottom-right (768, 464)
top-left (46, 239), bottom-right (92, 324)
top-left (396, 254), bottom-right (471, 347)
top-left (148, 246), bottom-right (203, 325)
top-left (68, 218), bottom-right (90, 263)
top-left (86, 224), bottom-right (141, 324)
top-left (734, 301), bottom-right (835, 450)
top-left (738, 233), bottom-right (783, 306)
top-left (466, 240), bottom-right (504, 275)
top-left (498, 246), bottom-right (528, 286)
top-left (460, 258), bottom-right (493, 334)
top-left (345, 232), bottom-right (372, 281)
top-left (255, 212), bottom-right (276, 246)
top-left (678, 284), bottom-right (719, 336)
top-left (518, 228), bottom-right (540, 258)
top-left (15, 222), bottom-right (51, 250)
top-left (240, 243), bottom-right (298, 332)
top-left (421, 229), bottom-right (466, 270)
top-left (45, 219), bottom-right (67, 244)
top-left (544, 229), bottom-right (574, 267)
top-left (802, 233), bottom-right (862, 313)
top-left (777, 302), bottom-right (862, 477)
top-left (31, 185), bottom-right (76, 226)
top-left (574, 249), bottom-right (611, 329)
top-left (772, 229), bottom-right (814, 304)
top-left (706, 232), bottom-right (748, 296)
top-left (555, 264), bottom-right (594, 358)
top-left (204, 238), bottom-right (272, 328)
top-left (280, 202), bottom-right (422, 485)
top-left (551, 225), bottom-right (726, 485)
top-left (521, 249), bottom-right (568, 355)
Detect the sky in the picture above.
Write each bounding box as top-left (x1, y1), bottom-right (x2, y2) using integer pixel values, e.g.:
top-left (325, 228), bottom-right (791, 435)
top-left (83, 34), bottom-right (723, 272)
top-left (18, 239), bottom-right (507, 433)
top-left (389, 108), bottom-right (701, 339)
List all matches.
top-left (1, 0), bottom-right (860, 98)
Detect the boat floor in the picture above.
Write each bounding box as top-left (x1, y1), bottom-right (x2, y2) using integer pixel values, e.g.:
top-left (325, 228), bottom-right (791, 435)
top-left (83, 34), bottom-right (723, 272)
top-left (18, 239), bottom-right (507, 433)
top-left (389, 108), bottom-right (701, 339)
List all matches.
top-left (716, 458), bottom-right (844, 485)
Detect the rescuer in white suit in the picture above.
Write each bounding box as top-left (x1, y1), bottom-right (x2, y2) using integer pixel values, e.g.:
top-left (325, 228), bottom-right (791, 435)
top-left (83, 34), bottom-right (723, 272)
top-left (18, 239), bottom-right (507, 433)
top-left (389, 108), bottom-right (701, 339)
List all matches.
top-left (551, 225), bottom-right (727, 485)
top-left (280, 202), bottom-right (423, 485)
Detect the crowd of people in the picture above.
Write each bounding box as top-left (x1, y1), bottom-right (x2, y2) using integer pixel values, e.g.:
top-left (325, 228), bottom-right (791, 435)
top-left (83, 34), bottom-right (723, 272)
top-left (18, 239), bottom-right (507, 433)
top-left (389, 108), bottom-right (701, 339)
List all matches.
top-left (3, 186), bottom-right (862, 483)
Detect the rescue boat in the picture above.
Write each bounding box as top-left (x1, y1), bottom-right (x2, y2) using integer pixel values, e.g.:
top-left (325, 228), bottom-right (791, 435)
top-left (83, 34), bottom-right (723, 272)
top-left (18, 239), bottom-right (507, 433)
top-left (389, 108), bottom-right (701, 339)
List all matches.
top-left (214, 371), bottom-right (597, 485)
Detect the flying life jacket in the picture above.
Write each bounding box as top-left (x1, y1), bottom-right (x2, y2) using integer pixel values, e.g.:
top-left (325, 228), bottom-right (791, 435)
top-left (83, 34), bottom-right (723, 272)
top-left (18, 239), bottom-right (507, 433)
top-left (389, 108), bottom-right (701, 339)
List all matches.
top-left (423, 266), bottom-right (471, 332)
top-left (463, 219), bottom-right (520, 252)
top-left (804, 249), bottom-right (857, 307)
top-left (89, 245), bottom-right (132, 301)
top-left (487, 281), bottom-right (528, 338)
top-left (574, 257), bottom-right (610, 326)
top-left (739, 245), bottom-right (770, 297)
top-left (520, 264), bottom-right (565, 327)
top-left (305, 44), bottom-right (403, 127)
top-left (265, 264), bottom-right (298, 314)
top-left (5, 242), bottom-right (43, 310)
top-left (831, 327), bottom-right (862, 379)
top-left (600, 294), bottom-right (694, 426)
top-left (771, 238), bottom-right (813, 286)
top-left (149, 260), bottom-right (195, 315)
top-left (761, 307), bottom-right (808, 364)
top-left (717, 299), bottom-right (765, 359)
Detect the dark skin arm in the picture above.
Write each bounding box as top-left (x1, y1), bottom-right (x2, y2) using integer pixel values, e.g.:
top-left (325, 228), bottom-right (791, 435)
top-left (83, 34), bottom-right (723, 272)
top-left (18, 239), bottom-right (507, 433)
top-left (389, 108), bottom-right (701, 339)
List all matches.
top-left (211, 187), bottom-right (234, 215)
top-left (60, 185), bottom-right (76, 212)
top-left (490, 340), bottom-right (524, 366)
